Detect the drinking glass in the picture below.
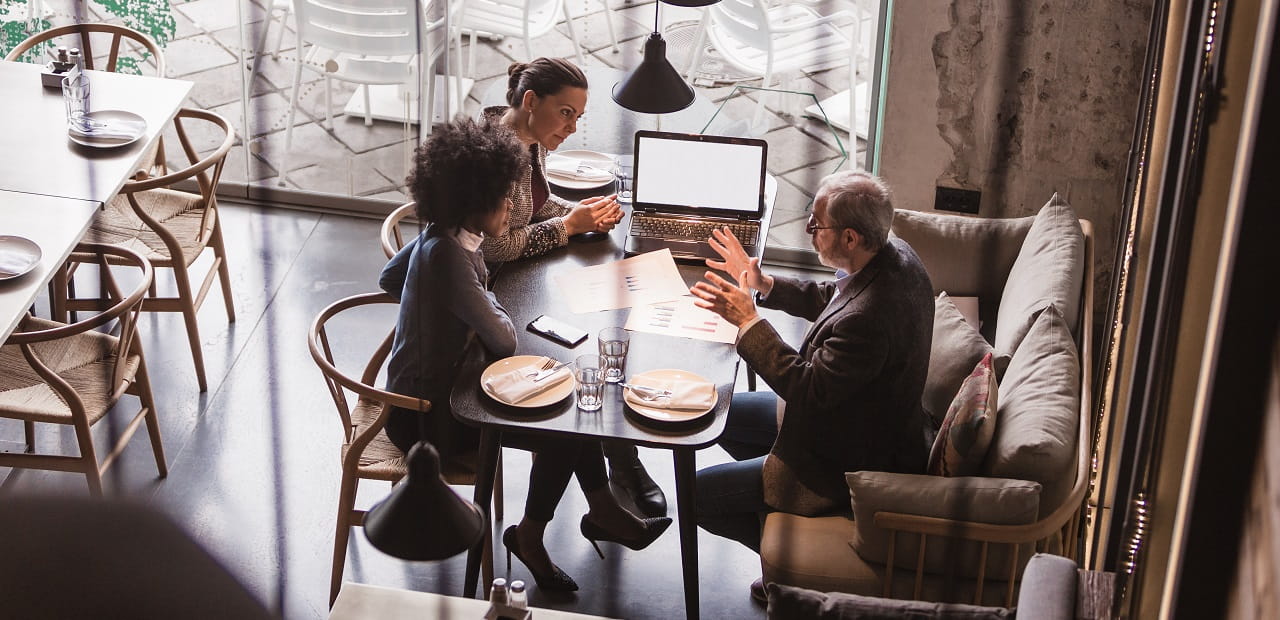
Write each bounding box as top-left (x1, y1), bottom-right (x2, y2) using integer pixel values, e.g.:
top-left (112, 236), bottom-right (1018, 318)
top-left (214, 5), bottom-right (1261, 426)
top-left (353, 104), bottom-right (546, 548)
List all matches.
top-left (62, 75), bottom-right (90, 124)
top-left (598, 327), bottom-right (629, 383)
top-left (573, 354), bottom-right (605, 411)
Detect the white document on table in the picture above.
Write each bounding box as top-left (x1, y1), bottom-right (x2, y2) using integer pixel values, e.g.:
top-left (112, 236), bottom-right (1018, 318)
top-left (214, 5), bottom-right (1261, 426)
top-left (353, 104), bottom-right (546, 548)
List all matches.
top-left (625, 296), bottom-right (738, 344)
top-left (555, 248), bottom-right (690, 313)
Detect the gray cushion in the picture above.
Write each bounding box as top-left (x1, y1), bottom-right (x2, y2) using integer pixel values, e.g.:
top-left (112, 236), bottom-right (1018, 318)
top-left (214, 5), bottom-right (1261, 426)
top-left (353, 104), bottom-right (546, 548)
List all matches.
top-left (846, 471), bottom-right (1040, 578)
top-left (923, 292), bottom-right (1010, 426)
top-left (983, 306), bottom-right (1081, 517)
top-left (766, 583), bottom-right (1013, 619)
top-left (890, 210), bottom-right (1034, 333)
top-left (993, 194), bottom-right (1085, 355)
top-left (1014, 554), bottom-right (1079, 620)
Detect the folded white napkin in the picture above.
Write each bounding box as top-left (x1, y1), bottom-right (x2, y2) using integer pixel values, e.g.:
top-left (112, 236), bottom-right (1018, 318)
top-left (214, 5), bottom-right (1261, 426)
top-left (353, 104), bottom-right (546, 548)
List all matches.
top-left (545, 153), bottom-right (614, 182)
top-left (68, 116), bottom-right (146, 142)
top-left (485, 360), bottom-right (571, 403)
top-left (624, 377), bottom-right (716, 411)
top-left (0, 249), bottom-right (38, 276)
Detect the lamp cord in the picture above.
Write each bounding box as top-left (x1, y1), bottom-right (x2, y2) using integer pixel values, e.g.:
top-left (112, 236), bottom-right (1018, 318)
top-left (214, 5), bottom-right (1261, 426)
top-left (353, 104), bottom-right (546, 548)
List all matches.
top-left (653, 0), bottom-right (660, 35)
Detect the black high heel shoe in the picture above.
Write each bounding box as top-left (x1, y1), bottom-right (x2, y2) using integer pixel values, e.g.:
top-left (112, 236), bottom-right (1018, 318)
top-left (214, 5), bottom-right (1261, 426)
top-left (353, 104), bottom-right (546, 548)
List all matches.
top-left (579, 515), bottom-right (672, 558)
top-left (502, 525), bottom-right (578, 592)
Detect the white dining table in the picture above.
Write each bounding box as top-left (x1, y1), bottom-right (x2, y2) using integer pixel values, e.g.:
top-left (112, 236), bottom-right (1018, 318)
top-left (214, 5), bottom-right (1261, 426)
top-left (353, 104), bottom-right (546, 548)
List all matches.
top-left (0, 59), bottom-right (192, 204)
top-left (0, 190), bottom-right (100, 341)
top-left (0, 59), bottom-right (192, 341)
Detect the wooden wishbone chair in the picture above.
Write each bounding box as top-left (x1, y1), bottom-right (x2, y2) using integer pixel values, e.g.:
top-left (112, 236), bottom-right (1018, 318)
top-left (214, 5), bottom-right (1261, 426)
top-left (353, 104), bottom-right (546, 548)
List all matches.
top-left (309, 292), bottom-right (499, 606)
top-left (58, 108), bottom-right (237, 393)
top-left (0, 243), bottom-right (165, 496)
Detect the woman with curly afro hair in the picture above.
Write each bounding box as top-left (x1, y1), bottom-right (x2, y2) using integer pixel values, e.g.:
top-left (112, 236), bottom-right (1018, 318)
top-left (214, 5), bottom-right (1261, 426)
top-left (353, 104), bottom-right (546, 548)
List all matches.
top-left (378, 118), bottom-right (668, 593)
top-left (486, 57), bottom-right (669, 523)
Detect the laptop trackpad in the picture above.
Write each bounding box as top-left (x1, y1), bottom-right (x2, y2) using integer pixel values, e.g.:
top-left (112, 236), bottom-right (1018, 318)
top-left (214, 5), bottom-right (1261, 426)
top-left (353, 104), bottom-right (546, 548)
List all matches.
top-left (626, 236), bottom-right (717, 261)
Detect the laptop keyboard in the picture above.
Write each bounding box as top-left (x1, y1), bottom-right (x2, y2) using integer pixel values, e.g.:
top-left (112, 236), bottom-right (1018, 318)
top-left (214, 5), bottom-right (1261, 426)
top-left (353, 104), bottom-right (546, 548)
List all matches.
top-left (630, 215), bottom-right (758, 247)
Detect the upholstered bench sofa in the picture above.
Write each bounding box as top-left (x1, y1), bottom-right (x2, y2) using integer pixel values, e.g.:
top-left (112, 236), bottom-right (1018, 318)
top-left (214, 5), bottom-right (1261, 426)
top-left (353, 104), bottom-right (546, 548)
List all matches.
top-left (759, 195), bottom-right (1094, 607)
top-left (766, 553), bottom-right (1082, 619)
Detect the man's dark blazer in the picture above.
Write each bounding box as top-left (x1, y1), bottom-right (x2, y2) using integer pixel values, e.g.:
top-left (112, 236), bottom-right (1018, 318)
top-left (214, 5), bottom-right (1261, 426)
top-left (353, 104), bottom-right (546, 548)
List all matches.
top-left (738, 237), bottom-right (934, 515)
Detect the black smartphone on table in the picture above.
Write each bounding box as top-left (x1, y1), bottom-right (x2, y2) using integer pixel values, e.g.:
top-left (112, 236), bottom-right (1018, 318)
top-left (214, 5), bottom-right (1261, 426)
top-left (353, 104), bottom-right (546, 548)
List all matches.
top-left (527, 315), bottom-right (589, 348)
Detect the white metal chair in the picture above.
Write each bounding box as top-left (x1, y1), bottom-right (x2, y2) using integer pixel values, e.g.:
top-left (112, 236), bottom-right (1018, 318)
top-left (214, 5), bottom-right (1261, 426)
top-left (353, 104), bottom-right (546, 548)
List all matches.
top-left (250, 0), bottom-right (294, 78)
top-left (279, 0), bottom-right (465, 185)
top-left (459, 0), bottom-right (618, 78)
top-left (685, 0), bottom-right (857, 130)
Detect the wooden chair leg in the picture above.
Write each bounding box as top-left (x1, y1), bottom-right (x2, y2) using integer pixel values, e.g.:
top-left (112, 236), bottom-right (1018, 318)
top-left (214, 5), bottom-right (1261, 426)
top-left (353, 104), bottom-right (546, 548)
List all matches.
top-left (330, 473), bottom-right (360, 607)
top-left (173, 267), bottom-right (209, 392)
top-left (73, 416), bottom-right (102, 497)
top-left (211, 222), bottom-right (236, 323)
top-left (133, 358), bottom-right (168, 477)
top-left (23, 421), bottom-right (35, 453)
top-left (50, 267), bottom-right (70, 323)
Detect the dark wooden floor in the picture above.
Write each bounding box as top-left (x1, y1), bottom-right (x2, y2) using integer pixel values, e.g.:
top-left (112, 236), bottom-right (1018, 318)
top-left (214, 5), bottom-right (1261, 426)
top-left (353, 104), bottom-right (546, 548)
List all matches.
top-left (0, 201), bottom-right (811, 620)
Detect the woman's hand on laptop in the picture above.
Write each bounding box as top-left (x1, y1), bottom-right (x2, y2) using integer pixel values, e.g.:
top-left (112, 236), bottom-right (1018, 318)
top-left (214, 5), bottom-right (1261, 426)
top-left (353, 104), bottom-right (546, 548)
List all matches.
top-left (706, 227), bottom-right (773, 295)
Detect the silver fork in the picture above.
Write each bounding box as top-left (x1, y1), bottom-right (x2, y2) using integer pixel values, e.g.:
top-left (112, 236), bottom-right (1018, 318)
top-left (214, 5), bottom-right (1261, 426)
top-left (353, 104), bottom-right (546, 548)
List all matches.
top-left (524, 358), bottom-right (555, 378)
top-left (531, 361), bottom-right (569, 382)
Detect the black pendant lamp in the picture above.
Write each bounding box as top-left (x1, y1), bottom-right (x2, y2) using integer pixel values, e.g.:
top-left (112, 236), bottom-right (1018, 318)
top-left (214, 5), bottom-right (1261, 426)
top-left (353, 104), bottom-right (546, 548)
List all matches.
top-left (363, 442), bottom-right (485, 561)
top-left (612, 0), bottom-right (720, 114)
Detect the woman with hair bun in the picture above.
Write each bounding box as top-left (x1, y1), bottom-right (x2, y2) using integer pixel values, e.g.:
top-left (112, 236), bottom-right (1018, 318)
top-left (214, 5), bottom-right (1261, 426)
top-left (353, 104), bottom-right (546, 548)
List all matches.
top-left (480, 57), bottom-right (623, 263)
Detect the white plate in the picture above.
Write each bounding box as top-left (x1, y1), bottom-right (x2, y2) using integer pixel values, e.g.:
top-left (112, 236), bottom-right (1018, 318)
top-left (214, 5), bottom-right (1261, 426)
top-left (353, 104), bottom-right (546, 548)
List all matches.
top-left (480, 355), bottom-right (574, 408)
top-left (67, 110), bottom-right (147, 149)
top-left (624, 369), bottom-right (718, 423)
top-left (545, 149), bottom-right (616, 190)
top-left (0, 235), bottom-right (42, 281)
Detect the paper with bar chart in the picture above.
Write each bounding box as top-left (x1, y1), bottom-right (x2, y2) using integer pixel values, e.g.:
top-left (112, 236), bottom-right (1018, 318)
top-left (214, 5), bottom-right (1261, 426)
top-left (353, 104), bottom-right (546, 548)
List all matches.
top-left (555, 249), bottom-right (690, 314)
top-left (625, 296), bottom-right (738, 344)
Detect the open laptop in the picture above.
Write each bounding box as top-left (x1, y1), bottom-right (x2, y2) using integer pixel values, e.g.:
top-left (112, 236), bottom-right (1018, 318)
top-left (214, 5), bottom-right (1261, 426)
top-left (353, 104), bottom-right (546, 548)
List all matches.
top-left (624, 130), bottom-right (774, 261)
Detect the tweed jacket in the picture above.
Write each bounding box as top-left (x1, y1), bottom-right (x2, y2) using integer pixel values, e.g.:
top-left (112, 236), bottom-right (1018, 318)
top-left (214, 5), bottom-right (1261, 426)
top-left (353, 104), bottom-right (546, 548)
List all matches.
top-left (739, 237), bottom-right (934, 516)
top-left (478, 106), bottom-right (575, 262)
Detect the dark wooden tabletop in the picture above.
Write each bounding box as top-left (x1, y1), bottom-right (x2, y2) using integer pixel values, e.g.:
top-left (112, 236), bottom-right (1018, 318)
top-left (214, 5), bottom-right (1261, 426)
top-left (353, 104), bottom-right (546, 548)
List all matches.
top-left (450, 187), bottom-right (738, 450)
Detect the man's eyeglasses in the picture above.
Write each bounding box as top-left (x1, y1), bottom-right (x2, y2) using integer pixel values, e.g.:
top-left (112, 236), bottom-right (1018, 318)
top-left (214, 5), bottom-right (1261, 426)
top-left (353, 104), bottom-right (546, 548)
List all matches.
top-left (805, 215), bottom-right (840, 235)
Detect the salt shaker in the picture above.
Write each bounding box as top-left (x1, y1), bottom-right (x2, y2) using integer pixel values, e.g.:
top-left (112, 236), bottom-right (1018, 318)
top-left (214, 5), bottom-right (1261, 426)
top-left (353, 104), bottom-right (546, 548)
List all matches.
top-left (509, 580), bottom-right (528, 609)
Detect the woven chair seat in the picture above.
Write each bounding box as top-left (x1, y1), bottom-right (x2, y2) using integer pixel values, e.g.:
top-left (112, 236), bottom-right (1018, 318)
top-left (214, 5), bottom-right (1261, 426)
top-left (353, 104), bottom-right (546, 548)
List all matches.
top-left (0, 317), bottom-right (140, 425)
top-left (86, 189), bottom-right (210, 268)
top-left (342, 397), bottom-right (479, 483)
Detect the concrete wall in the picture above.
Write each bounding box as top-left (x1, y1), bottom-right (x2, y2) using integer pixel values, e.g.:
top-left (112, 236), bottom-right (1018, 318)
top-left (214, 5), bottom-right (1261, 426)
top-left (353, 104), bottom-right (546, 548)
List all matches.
top-left (879, 0), bottom-right (1154, 303)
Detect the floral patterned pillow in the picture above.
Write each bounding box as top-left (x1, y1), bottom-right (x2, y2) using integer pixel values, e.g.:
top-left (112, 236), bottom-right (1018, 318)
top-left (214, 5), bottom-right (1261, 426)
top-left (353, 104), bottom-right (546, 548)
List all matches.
top-left (928, 353), bottom-right (998, 476)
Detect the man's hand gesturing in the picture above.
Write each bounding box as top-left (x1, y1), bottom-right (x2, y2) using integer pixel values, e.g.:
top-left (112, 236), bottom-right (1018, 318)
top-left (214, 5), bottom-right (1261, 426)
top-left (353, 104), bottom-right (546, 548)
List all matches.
top-left (691, 270), bottom-right (759, 328)
top-left (705, 227), bottom-right (773, 295)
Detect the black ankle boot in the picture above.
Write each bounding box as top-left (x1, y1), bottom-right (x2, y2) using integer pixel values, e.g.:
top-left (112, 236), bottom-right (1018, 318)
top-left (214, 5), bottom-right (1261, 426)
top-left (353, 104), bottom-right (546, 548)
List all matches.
top-left (605, 442), bottom-right (667, 518)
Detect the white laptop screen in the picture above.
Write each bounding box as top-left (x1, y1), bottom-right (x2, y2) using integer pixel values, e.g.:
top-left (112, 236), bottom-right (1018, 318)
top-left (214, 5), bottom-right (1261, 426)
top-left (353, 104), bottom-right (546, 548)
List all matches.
top-left (632, 132), bottom-right (767, 218)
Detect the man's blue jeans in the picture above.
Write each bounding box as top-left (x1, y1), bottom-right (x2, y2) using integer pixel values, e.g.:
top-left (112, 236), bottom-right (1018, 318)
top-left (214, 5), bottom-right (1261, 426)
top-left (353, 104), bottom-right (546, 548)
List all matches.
top-left (695, 391), bottom-right (780, 552)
